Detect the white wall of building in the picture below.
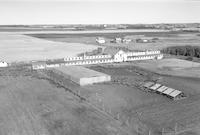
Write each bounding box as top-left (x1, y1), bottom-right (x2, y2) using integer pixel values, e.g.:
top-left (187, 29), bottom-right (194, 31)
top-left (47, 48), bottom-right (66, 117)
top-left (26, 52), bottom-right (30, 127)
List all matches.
top-left (33, 50), bottom-right (163, 69)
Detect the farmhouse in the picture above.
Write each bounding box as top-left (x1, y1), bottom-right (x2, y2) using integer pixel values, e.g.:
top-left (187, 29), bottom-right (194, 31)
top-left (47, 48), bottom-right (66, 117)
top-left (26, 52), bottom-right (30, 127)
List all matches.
top-left (52, 66), bottom-right (111, 86)
top-left (104, 49), bottom-right (127, 62)
top-left (136, 38), bottom-right (155, 43)
top-left (0, 61), bottom-right (8, 67)
top-left (122, 38), bottom-right (132, 44)
top-left (110, 37), bottom-right (122, 43)
top-left (96, 37), bottom-right (106, 44)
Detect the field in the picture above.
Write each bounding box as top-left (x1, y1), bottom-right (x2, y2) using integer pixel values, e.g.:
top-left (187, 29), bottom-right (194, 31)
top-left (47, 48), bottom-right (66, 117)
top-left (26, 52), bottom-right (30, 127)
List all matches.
top-left (28, 32), bottom-right (200, 51)
top-left (0, 33), bottom-right (98, 62)
top-left (0, 67), bottom-right (129, 135)
top-left (1, 63), bottom-right (200, 135)
top-left (134, 58), bottom-right (200, 78)
top-left (1, 28), bottom-right (200, 135)
top-left (79, 63), bottom-right (200, 135)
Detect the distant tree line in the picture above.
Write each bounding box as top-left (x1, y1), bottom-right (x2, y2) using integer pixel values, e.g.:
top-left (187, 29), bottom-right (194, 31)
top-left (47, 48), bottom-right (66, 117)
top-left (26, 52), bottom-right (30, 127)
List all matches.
top-left (162, 45), bottom-right (200, 58)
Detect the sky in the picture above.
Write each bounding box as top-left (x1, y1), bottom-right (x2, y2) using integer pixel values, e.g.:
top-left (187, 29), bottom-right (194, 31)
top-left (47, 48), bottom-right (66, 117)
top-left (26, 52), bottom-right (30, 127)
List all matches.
top-left (0, 0), bottom-right (200, 25)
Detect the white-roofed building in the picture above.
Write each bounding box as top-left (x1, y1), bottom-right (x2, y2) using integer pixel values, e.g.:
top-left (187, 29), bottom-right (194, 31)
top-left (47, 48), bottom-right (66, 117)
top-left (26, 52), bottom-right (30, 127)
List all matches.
top-left (162, 88), bottom-right (175, 95)
top-left (96, 37), bottom-right (106, 44)
top-left (143, 82), bottom-right (155, 88)
top-left (150, 83), bottom-right (161, 91)
top-left (168, 90), bottom-right (183, 100)
top-left (156, 86), bottom-right (168, 93)
top-left (0, 61), bottom-right (8, 67)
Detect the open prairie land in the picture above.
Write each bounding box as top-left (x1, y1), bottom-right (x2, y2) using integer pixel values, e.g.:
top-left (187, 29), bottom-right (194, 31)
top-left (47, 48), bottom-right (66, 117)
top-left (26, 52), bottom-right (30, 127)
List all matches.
top-left (0, 33), bottom-right (98, 62)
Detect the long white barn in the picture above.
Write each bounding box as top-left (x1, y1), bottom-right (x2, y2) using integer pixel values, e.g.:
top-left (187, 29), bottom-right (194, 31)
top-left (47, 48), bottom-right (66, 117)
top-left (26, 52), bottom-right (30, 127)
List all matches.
top-left (32, 50), bottom-right (163, 69)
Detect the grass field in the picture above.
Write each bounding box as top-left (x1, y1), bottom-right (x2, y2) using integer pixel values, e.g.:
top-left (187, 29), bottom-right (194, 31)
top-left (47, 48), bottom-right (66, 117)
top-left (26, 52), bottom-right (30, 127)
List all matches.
top-left (1, 62), bottom-right (200, 135)
top-left (0, 33), bottom-right (98, 62)
top-left (84, 64), bottom-right (200, 135)
top-left (28, 32), bottom-right (200, 51)
top-left (134, 58), bottom-right (200, 78)
top-left (0, 68), bottom-right (127, 135)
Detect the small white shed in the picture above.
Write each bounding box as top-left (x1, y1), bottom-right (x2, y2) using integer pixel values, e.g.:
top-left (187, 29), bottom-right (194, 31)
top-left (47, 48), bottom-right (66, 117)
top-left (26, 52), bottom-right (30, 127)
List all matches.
top-left (0, 61), bottom-right (8, 67)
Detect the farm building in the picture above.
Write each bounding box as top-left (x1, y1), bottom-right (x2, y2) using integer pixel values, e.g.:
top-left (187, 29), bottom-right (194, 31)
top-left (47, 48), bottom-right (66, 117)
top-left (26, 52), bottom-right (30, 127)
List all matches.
top-left (142, 81), bottom-right (185, 100)
top-left (110, 37), bottom-right (122, 43)
top-left (96, 37), bottom-right (106, 44)
top-left (136, 38), bottom-right (155, 43)
top-left (122, 38), bottom-right (132, 44)
top-left (104, 49), bottom-right (127, 62)
top-left (0, 61), bottom-right (8, 67)
top-left (32, 61), bottom-right (46, 69)
top-left (52, 66), bottom-right (111, 86)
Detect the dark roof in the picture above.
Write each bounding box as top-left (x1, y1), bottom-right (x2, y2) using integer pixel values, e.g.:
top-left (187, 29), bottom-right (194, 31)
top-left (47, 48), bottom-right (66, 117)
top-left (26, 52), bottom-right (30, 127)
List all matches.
top-left (32, 61), bottom-right (46, 66)
top-left (103, 47), bottom-right (121, 55)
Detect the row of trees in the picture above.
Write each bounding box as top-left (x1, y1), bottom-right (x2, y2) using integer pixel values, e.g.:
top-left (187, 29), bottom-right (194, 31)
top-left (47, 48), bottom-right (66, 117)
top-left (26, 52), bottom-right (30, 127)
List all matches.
top-left (162, 45), bottom-right (200, 58)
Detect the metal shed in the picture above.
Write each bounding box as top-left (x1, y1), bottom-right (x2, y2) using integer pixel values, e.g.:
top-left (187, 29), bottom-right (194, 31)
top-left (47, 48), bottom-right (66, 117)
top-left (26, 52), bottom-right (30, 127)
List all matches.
top-left (156, 86), bottom-right (168, 93)
top-left (52, 66), bottom-right (111, 86)
top-left (169, 90), bottom-right (182, 98)
top-left (162, 88), bottom-right (175, 95)
top-left (143, 82), bottom-right (155, 88)
top-left (150, 83), bottom-right (161, 91)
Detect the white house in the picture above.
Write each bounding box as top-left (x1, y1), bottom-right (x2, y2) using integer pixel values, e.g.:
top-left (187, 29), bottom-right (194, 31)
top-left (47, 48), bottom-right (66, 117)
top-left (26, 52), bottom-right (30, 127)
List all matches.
top-left (113, 50), bottom-right (127, 62)
top-left (0, 61), bottom-right (8, 67)
top-left (96, 37), bottom-right (106, 44)
top-left (114, 37), bottom-right (122, 43)
top-left (122, 38), bottom-right (132, 44)
top-left (103, 48), bottom-right (127, 62)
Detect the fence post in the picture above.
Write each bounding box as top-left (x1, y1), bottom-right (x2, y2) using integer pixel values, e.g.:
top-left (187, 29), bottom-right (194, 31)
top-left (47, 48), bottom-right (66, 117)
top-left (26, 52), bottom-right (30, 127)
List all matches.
top-left (162, 128), bottom-right (164, 135)
top-left (174, 123), bottom-right (178, 135)
top-left (148, 129), bottom-right (151, 135)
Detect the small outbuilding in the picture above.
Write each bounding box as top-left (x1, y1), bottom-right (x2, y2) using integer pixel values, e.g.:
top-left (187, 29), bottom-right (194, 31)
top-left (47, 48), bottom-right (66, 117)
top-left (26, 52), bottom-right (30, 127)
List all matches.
top-left (122, 38), bottom-right (132, 44)
top-left (52, 66), bottom-right (111, 86)
top-left (0, 61), bottom-right (8, 67)
top-left (96, 37), bottom-right (106, 44)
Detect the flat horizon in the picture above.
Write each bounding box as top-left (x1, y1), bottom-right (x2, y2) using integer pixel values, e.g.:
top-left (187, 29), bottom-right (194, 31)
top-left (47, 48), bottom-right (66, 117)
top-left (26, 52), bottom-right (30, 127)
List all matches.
top-left (1, 0), bottom-right (200, 25)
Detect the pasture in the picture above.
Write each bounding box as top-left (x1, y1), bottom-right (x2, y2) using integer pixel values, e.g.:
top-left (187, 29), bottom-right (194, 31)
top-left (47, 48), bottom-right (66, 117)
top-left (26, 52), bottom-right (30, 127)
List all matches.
top-left (85, 64), bottom-right (200, 135)
top-left (134, 58), bottom-right (200, 78)
top-left (0, 68), bottom-right (124, 135)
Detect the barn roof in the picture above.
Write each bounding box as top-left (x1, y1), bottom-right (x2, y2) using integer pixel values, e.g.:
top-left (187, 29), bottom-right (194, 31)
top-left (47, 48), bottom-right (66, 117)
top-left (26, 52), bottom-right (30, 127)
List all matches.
top-left (103, 48), bottom-right (124, 56)
top-left (156, 86), bottom-right (168, 92)
top-left (150, 83), bottom-right (161, 90)
top-left (143, 82), bottom-right (155, 88)
top-left (162, 88), bottom-right (175, 95)
top-left (169, 90), bottom-right (182, 98)
top-left (53, 66), bottom-right (110, 79)
top-left (32, 61), bottom-right (46, 66)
